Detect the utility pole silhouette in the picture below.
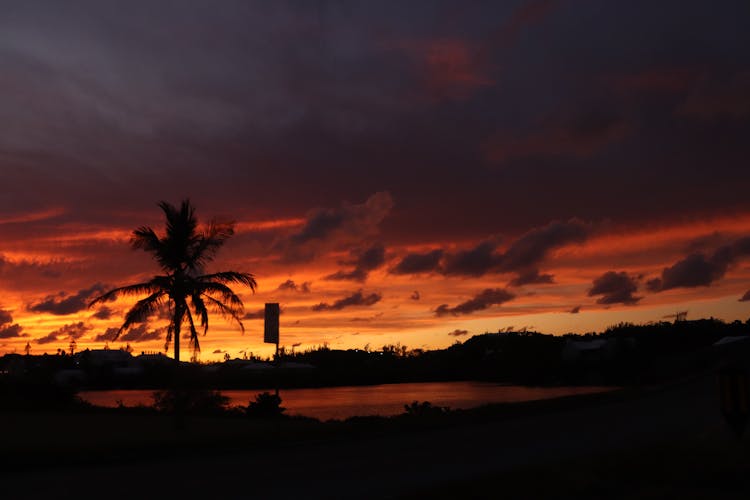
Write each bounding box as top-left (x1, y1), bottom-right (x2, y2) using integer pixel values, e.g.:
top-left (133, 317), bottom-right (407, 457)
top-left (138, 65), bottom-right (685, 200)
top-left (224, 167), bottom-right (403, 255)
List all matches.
top-left (663, 311), bottom-right (688, 323)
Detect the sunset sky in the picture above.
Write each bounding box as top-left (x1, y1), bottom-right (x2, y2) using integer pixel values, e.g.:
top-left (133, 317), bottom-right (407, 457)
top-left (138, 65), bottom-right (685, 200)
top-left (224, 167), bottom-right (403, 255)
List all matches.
top-left (1, 1), bottom-right (749, 360)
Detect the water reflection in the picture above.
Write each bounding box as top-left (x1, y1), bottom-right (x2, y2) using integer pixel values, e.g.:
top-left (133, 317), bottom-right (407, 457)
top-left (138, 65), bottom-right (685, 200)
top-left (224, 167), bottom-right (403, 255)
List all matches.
top-left (80, 382), bottom-right (611, 420)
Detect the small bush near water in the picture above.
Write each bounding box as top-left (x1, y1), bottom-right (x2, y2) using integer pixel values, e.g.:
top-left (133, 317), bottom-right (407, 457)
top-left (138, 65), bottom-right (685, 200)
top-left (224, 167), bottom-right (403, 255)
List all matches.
top-left (246, 392), bottom-right (285, 418)
top-left (152, 389), bottom-right (230, 415)
top-left (403, 400), bottom-right (449, 417)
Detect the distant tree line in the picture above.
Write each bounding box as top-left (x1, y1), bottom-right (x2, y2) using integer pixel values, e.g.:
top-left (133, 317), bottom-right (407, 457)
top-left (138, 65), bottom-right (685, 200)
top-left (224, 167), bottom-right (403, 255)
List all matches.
top-left (1, 318), bottom-right (748, 398)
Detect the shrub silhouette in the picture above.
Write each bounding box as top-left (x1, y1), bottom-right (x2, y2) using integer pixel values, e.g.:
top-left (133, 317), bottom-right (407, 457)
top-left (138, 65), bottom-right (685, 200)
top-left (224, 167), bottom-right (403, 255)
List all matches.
top-left (246, 392), bottom-right (285, 418)
top-left (404, 400), bottom-right (449, 417)
top-left (153, 388), bottom-right (229, 415)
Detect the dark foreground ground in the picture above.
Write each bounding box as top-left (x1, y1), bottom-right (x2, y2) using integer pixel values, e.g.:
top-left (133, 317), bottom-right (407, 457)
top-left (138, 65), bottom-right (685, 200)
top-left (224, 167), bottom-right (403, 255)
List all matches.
top-left (1, 369), bottom-right (748, 499)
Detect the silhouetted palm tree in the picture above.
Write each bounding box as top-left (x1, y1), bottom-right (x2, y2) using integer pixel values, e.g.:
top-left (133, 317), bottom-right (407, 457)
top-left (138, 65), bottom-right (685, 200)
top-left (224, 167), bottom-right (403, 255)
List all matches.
top-left (90, 200), bottom-right (256, 363)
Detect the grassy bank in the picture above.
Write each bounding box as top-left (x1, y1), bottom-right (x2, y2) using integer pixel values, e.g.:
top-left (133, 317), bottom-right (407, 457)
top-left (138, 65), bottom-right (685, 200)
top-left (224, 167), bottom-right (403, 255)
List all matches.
top-left (1, 385), bottom-right (638, 469)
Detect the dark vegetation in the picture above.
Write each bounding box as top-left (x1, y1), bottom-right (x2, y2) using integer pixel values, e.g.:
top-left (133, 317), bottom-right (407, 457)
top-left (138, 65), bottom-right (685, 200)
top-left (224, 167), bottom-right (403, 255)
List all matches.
top-left (245, 391), bottom-right (285, 418)
top-left (1, 317), bottom-right (748, 415)
top-left (0, 385), bottom-right (638, 471)
top-left (214, 317), bottom-right (749, 388)
top-left (152, 388), bottom-right (231, 416)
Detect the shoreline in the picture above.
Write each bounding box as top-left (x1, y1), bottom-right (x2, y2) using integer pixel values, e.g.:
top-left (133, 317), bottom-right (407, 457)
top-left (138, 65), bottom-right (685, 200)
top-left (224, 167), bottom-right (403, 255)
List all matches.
top-left (76, 380), bottom-right (617, 420)
top-left (1, 383), bottom-right (634, 471)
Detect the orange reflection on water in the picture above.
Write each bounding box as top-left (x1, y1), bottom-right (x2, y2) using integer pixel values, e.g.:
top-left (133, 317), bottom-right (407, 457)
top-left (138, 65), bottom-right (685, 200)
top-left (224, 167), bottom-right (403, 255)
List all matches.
top-left (80, 381), bottom-right (613, 420)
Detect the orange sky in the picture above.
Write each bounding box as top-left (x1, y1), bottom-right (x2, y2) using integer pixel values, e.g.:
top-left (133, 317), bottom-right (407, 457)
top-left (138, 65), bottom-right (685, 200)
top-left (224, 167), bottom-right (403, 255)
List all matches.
top-left (2, 207), bottom-right (750, 361)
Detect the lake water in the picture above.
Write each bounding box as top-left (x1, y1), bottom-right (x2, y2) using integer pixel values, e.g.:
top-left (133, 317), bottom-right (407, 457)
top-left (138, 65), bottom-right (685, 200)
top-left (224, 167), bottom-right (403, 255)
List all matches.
top-left (79, 382), bottom-right (612, 420)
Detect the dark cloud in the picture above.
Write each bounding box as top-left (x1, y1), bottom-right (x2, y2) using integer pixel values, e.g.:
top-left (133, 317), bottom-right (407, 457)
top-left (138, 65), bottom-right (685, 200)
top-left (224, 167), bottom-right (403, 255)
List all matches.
top-left (389, 249), bottom-right (444, 275)
top-left (325, 243), bottom-right (386, 282)
top-left (212, 349), bottom-right (225, 354)
top-left (734, 236), bottom-right (750, 256)
top-left (509, 269), bottom-right (554, 287)
top-left (435, 288), bottom-right (515, 316)
top-left (647, 253), bottom-right (727, 292)
top-left (118, 325), bottom-right (165, 343)
top-left (410, 291), bottom-right (421, 301)
top-left (312, 290), bottom-right (382, 312)
top-left (442, 240), bottom-right (501, 277)
top-left (569, 305), bottom-right (581, 314)
top-left (588, 272), bottom-right (641, 305)
top-left (739, 291), bottom-right (750, 302)
top-left (0, 1), bottom-right (747, 252)
top-left (93, 327), bottom-right (119, 342)
top-left (349, 312), bottom-right (383, 323)
top-left (91, 306), bottom-right (114, 320)
top-left (57, 322), bottom-right (91, 339)
top-left (646, 236), bottom-right (750, 292)
top-left (440, 219), bottom-right (590, 280)
top-left (0, 309), bottom-right (25, 339)
top-left (684, 231), bottom-right (728, 253)
top-left (277, 280), bottom-right (311, 293)
top-left (0, 323), bottom-right (24, 339)
top-left (290, 211), bottom-right (345, 245)
top-left (243, 307), bottom-right (284, 320)
top-left (92, 324), bottom-right (164, 343)
top-left (243, 309), bottom-right (266, 320)
top-left (277, 279), bottom-right (297, 291)
top-left (448, 329), bottom-right (469, 337)
top-left (499, 219), bottom-right (591, 274)
top-left (0, 253), bottom-right (81, 287)
top-left (279, 192), bottom-right (393, 263)
top-left (28, 283), bottom-right (108, 315)
top-left (36, 321), bottom-right (91, 344)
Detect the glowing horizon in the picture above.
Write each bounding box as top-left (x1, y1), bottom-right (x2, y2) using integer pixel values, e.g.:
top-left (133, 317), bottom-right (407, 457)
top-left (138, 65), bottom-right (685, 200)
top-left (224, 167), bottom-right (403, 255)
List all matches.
top-left (2, 204), bottom-right (750, 361)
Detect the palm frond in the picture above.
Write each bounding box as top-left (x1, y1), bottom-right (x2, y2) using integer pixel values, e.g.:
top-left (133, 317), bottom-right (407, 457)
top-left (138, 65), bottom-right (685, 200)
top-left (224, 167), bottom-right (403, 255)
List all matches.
top-left (118, 291), bottom-right (168, 334)
top-left (203, 295), bottom-right (245, 334)
top-left (199, 271), bottom-right (257, 291)
top-left (184, 308), bottom-right (201, 354)
top-left (188, 220), bottom-right (235, 271)
top-left (164, 322), bottom-right (174, 353)
top-left (156, 200), bottom-right (200, 272)
top-left (198, 282), bottom-right (245, 309)
top-left (190, 292), bottom-right (209, 336)
top-left (89, 280), bottom-right (167, 307)
top-left (131, 226), bottom-right (161, 254)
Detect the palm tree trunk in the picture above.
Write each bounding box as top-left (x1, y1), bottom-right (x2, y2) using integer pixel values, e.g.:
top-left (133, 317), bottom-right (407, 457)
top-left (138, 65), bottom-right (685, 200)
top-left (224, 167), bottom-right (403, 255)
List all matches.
top-left (174, 318), bottom-right (180, 364)
top-left (173, 306), bottom-right (184, 430)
